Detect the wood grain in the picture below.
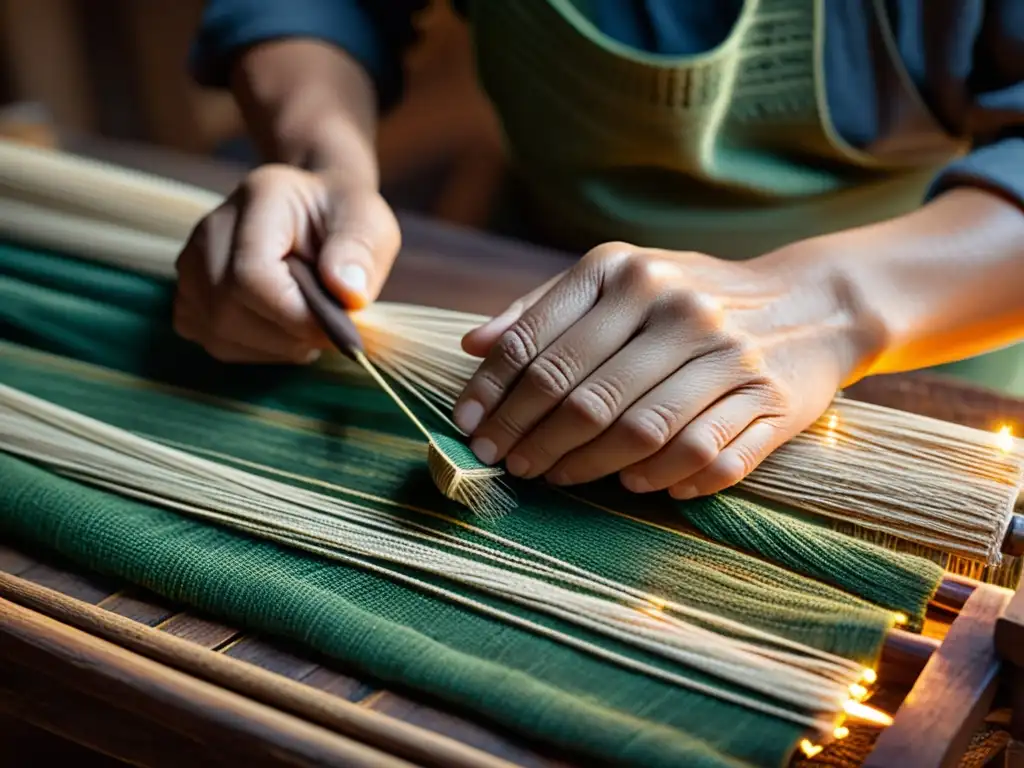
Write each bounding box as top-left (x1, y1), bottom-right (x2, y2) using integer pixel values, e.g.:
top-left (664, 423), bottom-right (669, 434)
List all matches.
top-left (0, 569), bottom-right (517, 768)
top-left (370, 693), bottom-right (570, 768)
top-left (864, 584), bottom-right (1012, 768)
top-left (995, 578), bottom-right (1024, 667)
top-left (0, 594), bottom-right (414, 768)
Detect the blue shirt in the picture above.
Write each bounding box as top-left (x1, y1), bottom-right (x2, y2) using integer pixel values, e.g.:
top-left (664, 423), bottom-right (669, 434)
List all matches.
top-left (191, 0), bottom-right (1024, 209)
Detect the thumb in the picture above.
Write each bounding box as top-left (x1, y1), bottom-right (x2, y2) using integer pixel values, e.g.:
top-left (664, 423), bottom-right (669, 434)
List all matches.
top-left (318, 189), bottom-right (401, 310)
top-left (461, 271), bottom-right (566, 357)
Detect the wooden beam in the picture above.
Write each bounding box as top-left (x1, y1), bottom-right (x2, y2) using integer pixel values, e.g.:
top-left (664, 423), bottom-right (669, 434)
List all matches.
top-left (864, 584), bottom-right (1011, 768)
top-left (0, 570), bottom-right (516, 768)
top-left (0, 595), bottom-right (414, 768)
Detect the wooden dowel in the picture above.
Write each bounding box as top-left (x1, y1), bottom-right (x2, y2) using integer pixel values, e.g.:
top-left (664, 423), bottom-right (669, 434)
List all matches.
top-left (0, 573), bottom-right (516, 768)
top-left (1003, 513), bottom-right (1024, 557)
top-left (0, 571), bottom-right (515, 768)
top-left (932, 575), bottom-right (980, 614)
top-left (0, 596), bottom-right (412, 768)
top-left (879, 629), bottom-right (941, 689)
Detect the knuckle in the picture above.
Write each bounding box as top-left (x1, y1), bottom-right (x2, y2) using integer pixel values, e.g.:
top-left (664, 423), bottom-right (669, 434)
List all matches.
top-left (497, 320), bottom-right (540, 372)
top-left (492, 409), bottom-right (528, 440)
top-left (243, 163), bottom-right (292, 193)
top-left (662, 289), bottom-right (723, 328)
top-left (564, 380), bottom-right (622, 430)
top-left (619, 405), bottom-right (675, 452)
top-left (584, 241), bottom-right (633, 264)
top-left (523, 351), bottom-right (579, 400)
top-left (706, 451), bottom-right (751, 490)
top-left (674, 431), bottom-right (721, 468)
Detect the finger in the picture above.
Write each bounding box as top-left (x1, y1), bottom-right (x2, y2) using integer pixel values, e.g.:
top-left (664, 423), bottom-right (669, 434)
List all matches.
top-left (452, 259), bottom-right (609, 437)
top-left (175, 200), bottom-right (239, 311)
top-left (623, 389), bottom-right (773, 494)
top-left (461, 272), bottom-right (566, 358)
top-left (228, 182), bottom-right (324, 341)
top-left (503, 324), bottom-right (696, 479)
top-left (208, 298), bottom-right (325, 363)
top-left (469, 293), bottom-right (648, 469)
top-left (172, 292), bottom-right (204, 343)
top-left (202, 336), bottom-right (321, 365)
top-left (543, 349), bottom-right (756, 486)
top-left (317, 190), bottom-right (402, 310)
top-left (669, 418), bottom-right (787, 499)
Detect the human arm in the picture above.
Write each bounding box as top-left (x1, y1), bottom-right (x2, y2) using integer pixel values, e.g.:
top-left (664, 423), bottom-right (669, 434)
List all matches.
top-left (450, 1), bottom-right (1024, 499)
top-left (174, 1), bottom-right (423, 362)
top-left (450, 186), bottom-right (1023, 502)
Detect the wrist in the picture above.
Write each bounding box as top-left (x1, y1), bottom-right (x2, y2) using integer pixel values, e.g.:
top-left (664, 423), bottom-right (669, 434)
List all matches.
top-left (231, 39), bottom-right (380, 186)
top-left (755, 239), bottom-right (892, 386)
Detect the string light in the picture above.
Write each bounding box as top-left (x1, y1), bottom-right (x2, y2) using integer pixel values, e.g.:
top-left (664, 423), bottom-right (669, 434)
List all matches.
top-left (800, 739), bottom-right (823, 758)
top-left (861, 668), bottom-right (877, 684)
top-left (833, 726), bottom-right (850, 740)
top-left (848, 683), bottom-right (868, 701)
top-left (892, 612), bottom-right (908, 626)
top-left (824, 411), bottom-right (839, 447)
top-left (843, 700), bottom-right (894, 726)
top-left (996, 424), bottom-right (1014, 454)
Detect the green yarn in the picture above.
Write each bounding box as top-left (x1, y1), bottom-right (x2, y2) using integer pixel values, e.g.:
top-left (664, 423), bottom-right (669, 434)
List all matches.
top-left (0, 238), bottom-right (947, 766)
top-left (429, 431), bottom-right (488, 470)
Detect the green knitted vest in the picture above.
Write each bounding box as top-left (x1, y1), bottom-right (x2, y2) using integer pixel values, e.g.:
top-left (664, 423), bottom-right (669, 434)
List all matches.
top-left (468, 0), bottom-right (1024, 394)
top-left (468, 0), bottom-right (962, 257)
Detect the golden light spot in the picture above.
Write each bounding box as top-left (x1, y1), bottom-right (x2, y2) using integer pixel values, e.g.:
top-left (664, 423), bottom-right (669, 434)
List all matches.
top-left (996, 424), bottom-right (1014, 454)
top-left (833, 726), bottom-right (850, 740)
top-left (843, 700), bottom-right (894, 727)
top-left (861, 668), bottom-right (877, 684)
top-left (824, 411), bottom-right (839, 447)
top-left (892, 612), bottom-right (908, 626)
top-left (848, 683), bottom-right (868, 701)
top-left (800, 740), bottom-right (823, 758)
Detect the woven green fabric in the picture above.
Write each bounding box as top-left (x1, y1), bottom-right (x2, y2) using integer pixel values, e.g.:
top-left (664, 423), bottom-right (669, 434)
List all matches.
top-left (0, 240), bottom-right (947, 766)
top-left (0, 241), bottom-right (944, 620)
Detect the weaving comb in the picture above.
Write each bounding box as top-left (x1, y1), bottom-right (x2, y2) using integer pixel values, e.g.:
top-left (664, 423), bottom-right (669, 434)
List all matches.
top-left (286, 256), bottom-right (514, 519)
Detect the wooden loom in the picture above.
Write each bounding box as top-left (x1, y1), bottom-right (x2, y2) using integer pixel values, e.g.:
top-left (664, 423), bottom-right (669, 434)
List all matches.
top-left (3, 142), bottom-right (1024, 767)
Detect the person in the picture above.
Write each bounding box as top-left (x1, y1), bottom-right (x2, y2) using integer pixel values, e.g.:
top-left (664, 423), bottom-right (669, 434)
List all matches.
top-left (175, 1), bottom-right (1024, 500)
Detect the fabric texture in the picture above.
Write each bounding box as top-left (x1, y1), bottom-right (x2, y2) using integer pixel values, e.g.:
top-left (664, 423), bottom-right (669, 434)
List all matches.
top-left (190, 0), bottom-right (1024, 213)
top-left (0, 240), bottom-right (949, 767)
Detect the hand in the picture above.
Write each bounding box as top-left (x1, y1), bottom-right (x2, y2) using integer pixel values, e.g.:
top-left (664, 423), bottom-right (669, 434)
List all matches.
top-left (174, 164), bottom-right (400, 363)
top-left (453, 242), bottom-right (881, 499)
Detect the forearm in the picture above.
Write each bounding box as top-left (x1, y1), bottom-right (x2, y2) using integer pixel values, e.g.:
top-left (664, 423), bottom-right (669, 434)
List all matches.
top-left (765, 187), bottom-right (1024, 381)
top-left (229, 39), bottom-right (380, 188)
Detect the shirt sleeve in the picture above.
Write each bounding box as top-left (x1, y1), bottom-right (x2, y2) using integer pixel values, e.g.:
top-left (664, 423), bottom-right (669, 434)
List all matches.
top-left (190, 0), bottom-right (428, 111)
top-left (925, 0), bottom-right (1024, 209)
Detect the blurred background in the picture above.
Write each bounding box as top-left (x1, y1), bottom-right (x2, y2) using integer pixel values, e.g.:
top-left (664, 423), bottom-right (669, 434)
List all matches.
top-left (0, 0), bottom-right (507, 228)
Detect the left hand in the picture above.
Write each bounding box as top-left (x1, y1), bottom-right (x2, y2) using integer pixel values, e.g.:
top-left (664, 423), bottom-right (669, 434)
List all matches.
top-left (452, 242), bottom-right (881, 499)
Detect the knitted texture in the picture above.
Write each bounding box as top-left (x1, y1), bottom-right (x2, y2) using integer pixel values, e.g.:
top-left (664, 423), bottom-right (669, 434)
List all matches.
top-left (0, 240), bottom-right (947, 766)
top-left (468, 0), bottom-right (950, 257)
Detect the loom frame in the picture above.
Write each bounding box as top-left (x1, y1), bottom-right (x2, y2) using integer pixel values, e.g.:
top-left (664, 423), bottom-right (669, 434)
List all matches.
top-left (2, 140), bottom-right (1023, 767)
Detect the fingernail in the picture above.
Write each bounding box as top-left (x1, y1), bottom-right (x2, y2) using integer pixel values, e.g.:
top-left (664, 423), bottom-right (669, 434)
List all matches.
top-left (335, 264), bottom-right (368, 296)
top-left (547, 470), bottom-right (572, 486)
top-left (454, 400), bottom-right (484, 433)
top-left (470, 437), bottom-right (497, 465)
top-left (505, 454), bottom-right (530, 477)
top-left (621, 473), bottom-right (652, 493)
top-left (670, 484), bottom-right (699, 500)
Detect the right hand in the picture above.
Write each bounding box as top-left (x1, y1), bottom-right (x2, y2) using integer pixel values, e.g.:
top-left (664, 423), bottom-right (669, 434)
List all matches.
top-left (173, 164), bottom-right (400, 363)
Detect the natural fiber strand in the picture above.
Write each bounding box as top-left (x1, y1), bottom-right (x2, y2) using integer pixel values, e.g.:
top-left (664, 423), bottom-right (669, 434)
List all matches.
top-left (0, 382), bottom-right (882, 733)
top-left (1, 138), bottom-right (1019, 573)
